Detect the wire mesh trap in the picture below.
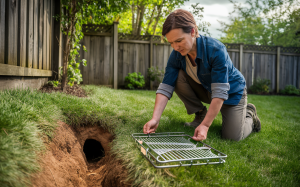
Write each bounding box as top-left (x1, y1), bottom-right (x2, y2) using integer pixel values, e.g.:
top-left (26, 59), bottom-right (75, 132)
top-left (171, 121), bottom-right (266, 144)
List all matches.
top-left (132, 132), bottom-right (227, 168)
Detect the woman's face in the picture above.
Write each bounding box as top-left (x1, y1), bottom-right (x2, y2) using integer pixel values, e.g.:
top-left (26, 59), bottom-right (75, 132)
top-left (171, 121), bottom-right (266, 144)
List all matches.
top-left (165, 28), bottom-right (196, 56)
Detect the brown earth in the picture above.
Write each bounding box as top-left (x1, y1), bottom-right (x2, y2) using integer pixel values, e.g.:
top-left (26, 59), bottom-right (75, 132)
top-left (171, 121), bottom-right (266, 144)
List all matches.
top-left (31, 121), bottom-right (131, 187)
top-left (39, 83), bottom-right (88, 97)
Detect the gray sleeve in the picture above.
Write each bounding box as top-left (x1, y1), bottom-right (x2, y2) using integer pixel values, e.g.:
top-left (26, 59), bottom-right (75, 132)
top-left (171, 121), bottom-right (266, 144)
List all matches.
top-left (211, 83), bottom-right (230, 100)
top-left (156, 83), bottom-right (175, 100)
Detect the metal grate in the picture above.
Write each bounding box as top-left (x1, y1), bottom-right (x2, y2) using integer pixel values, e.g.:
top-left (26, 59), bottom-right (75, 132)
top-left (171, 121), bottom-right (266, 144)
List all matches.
top-left (132, 132), bottom-right (227, 168)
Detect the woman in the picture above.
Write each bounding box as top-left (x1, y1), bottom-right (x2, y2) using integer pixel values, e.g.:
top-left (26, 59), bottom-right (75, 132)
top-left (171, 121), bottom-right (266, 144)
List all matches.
top-left (143, 9), bottom-right (261, 141)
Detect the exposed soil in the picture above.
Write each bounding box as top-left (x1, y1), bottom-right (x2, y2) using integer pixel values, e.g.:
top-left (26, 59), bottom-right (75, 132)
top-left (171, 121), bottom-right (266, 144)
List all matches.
top-left (31, 121), bottom-right (131, 187)
top-left (39, 84), bottom-right (88, 97)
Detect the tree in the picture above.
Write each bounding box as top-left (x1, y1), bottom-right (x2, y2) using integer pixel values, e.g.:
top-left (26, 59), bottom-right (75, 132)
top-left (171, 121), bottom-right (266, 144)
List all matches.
top-left (119, 0), bottom-right (188, 36)
top-left (58, 0), bottom-right (128, 91)
top-left (219, 0), bottom-right (300, 47)
top-left (190, 3), bottom-right (211, 36)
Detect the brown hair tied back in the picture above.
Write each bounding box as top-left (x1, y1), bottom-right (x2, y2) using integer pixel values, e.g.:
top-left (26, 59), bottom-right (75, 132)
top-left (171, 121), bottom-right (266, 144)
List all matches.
top-left (162, 9), bottom-right (199, 38)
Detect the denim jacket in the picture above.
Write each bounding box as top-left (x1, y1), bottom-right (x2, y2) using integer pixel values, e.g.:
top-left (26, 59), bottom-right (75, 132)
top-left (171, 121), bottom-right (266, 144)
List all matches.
top-left (156, 35), bottom-right (245, 105)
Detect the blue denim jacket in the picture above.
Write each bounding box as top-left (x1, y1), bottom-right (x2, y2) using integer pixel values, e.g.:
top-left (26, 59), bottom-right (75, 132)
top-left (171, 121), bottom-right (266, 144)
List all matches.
top-left (156, 35), bottom-right (245, 105)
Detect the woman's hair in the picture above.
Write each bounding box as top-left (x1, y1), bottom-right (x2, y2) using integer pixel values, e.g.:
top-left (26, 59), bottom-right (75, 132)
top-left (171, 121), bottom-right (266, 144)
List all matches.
top-left (162, 9), bottom-right (199, 37)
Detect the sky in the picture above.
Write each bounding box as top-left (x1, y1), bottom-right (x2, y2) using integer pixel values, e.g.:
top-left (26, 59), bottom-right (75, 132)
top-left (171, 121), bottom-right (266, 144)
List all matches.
top-left (181, 0), bottom-right (247, 39)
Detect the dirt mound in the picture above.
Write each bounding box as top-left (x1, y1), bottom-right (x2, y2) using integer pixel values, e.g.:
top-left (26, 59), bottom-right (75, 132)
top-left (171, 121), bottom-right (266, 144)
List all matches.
top-left (39, 84), bottom-right (88, 97)
top-left (31, 122), bottom-right (130, 187)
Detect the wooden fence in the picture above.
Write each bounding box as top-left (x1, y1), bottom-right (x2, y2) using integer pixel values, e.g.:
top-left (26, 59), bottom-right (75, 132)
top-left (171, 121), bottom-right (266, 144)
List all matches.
top-left (0, 0), bottom-right (59, 90)
top-left (79, 24), bottom-right (173, 89)
top-left (79, 23), bottom-right (300, 92)
top-left (226, 44), bottom-right (300, 92)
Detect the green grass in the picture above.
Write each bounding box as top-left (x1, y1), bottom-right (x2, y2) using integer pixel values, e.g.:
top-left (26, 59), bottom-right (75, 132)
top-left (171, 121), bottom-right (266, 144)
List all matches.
top-left (0, 86), bottom-right (299, 187)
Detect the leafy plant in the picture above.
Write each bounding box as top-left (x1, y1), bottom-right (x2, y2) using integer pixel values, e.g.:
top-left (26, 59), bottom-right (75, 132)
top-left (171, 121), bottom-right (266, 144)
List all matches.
top-left (56, 0), bottom-right (128, 91)
top-left (148, 66), bottom-right (164, 83)
top-left (249, 77), bottom-right (271, 94)
top-left (280, 85), bottom-right (300, 95)
top-left (47, 80), bottom-right (59, 87)
top-left (124, 72), bottom-right (145, 89)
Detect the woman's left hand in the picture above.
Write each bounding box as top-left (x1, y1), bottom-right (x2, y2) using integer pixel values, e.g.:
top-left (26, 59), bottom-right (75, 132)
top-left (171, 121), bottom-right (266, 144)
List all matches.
top-left (192, 124), bottom-right (209, 141)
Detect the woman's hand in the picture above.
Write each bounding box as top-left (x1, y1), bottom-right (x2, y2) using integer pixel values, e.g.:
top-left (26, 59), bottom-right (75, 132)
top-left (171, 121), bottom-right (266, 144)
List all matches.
top-left (143, 119), bottom-right (159, 134)
top-left (192, 124), bottom-right (209, 141)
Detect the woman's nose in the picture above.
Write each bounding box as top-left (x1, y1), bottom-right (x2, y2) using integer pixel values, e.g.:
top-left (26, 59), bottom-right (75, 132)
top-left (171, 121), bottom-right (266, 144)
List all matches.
top-left (173, 43), bottom-right (179, 51)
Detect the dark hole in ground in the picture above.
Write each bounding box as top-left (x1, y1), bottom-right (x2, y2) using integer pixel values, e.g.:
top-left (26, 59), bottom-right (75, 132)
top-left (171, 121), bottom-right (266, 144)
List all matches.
top-left (83, 139), bottom-right (105, 163)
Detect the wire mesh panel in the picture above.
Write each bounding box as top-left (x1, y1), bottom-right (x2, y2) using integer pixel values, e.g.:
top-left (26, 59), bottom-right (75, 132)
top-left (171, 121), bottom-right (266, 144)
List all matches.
top-left (132, 132), bottom-right (227, 168)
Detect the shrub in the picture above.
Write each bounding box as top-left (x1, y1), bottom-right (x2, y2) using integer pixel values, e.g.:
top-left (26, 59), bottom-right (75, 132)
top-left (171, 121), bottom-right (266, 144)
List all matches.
top-left (249, 77), bottom-right (271, 94)
top-left (280, 85), bottom-right (300, 95)
top-left (124, 72), bottom-right (145, 89)
top-left (47, 80), bottom-right (59, 87)
top-left (148, 66), bottom-right (165, 83)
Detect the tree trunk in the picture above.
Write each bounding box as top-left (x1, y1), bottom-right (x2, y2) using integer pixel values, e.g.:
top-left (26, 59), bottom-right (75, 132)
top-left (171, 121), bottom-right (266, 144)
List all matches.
top-left (145, 5), bottom-right (156, 35)
top-left (61, 0), bottom-right (76, 92)
top-left (132, 4), bottom-right (136, 35)
top-left (61, 32), bottom-right (70, 92)
top-left (135, 5), bottom-right (140, 35)
top-left (152, 0), bottom-right (164, 35)
top-left (137, 5), bottom-right (145, 35)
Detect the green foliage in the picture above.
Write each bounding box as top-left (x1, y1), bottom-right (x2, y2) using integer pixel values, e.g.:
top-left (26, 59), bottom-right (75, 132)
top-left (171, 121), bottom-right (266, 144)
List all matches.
top-left (148, 66), bottom-right (164, 83)
top-left (219, 0), bottom-right (300, 47)
top-left (280, 85), bottom-right (300, 95)
top-left (190, 3), bottom-right (211, 36)
top-left (124, 72), bottom-right (145, 89)
top-left (47, 80), bottom-right (59, 87)
top-left (119, 0), bottom-right (188, 35)
top-left (57, 0), bottom-right (129, 88)
top-left (249, 77), bottom-right (271, 94)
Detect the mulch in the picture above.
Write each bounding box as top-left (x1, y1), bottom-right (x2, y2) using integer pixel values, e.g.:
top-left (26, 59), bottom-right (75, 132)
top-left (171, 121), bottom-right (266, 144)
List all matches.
top-left (39, 83), bottom-right (88, 97)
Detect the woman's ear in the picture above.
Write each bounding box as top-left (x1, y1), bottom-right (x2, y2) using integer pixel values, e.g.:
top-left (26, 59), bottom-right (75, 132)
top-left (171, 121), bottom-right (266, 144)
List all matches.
top-left (191, 28), bottom-right (196, 38)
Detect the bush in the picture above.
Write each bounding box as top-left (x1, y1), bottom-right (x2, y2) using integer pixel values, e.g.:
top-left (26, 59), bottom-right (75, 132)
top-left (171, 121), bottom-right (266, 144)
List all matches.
top-left (280, 85), bottom-right (300, 95)
top-left (124, 72), bottom-right (145, 89)
top-left (249, 77), bottom-right (271, 94)
top-left (47, 80), bottom-right (59, 87)
top-left (148, 66), bottom-right (164, 83)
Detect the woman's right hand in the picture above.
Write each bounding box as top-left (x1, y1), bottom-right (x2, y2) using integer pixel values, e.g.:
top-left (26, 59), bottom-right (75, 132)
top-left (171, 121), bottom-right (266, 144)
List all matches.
top-left (143, 119), bottom-right (159, 134)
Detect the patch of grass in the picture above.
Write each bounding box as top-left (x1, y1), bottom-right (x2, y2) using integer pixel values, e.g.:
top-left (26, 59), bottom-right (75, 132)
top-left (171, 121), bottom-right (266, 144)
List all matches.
top-left (0, 86), bottom-right (300, 186)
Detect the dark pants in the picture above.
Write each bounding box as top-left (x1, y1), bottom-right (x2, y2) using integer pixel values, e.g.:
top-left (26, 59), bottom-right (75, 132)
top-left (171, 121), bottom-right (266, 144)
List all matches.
top-left (174, 70), bottom-right (254, 141)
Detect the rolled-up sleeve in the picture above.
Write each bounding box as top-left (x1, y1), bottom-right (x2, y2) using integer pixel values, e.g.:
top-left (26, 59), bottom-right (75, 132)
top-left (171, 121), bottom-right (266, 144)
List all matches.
top-left (156, 83), bottom-right (175, 99)
top-left (211, 83), bottom-right (230, 100)
top-left (211, 45), bottom-right (230, 100)
top-left (156, 50), bottom-right (180, 100)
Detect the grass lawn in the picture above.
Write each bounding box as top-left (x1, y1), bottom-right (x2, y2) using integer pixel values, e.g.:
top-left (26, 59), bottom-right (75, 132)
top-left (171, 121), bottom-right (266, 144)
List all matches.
top-left (0, 86), bottom-right (299, 186)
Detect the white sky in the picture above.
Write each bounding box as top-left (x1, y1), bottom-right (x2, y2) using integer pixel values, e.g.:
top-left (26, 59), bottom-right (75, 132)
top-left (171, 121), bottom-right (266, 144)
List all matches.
top-left (181, 0), bottom-right (247, 39)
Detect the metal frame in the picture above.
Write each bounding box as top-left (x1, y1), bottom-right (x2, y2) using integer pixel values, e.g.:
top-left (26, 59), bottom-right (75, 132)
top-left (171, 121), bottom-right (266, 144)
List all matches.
top-left (132, 132), bottom-right (227, 168)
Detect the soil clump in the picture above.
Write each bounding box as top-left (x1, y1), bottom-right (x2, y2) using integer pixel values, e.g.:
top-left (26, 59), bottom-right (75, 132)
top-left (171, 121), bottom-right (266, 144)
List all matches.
top-left (39, 84), bottom-right (88, 97)
top-left (31, 121), bottom-right (130, 187)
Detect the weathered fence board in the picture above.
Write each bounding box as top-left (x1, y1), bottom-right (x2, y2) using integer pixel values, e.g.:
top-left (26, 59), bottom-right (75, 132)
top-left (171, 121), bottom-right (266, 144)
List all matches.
top-left (43, 0), bottom-right (47, 70)
top-left (33, 0), bottom-right (39, 69)
top-left (0, 0), bottom-right (5, 64)
top-left (104, 37), bottom-right (112, 85)
top-left (7, 0), bottom-right (19, 66)
top-left (28, 0), bottom-right (34, 68)
top-left (20, 0), bottom-right (27, 67)
top-left (46, 0), bottom-right (51, 70)
top-left (39, 0), bottom-right (44, 69)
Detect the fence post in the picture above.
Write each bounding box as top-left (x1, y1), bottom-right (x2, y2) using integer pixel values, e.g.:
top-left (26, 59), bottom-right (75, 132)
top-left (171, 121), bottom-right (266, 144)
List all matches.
top-left (113, 21), bottom-right (119, 89)
top-left (276, 46), bottom-right (281, 93)
top-left (150, 35), bottom-right (153, 90)
top-left (239, 43), bottom-right (243, 72)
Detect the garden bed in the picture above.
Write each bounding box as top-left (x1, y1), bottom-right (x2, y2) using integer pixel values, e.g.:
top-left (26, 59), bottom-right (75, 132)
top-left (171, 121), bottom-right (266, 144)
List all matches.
top-left (31, 121), bottom-right (131, 187)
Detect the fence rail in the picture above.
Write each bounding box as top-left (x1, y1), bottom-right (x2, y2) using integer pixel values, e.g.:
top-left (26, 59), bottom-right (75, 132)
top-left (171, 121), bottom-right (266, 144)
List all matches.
top-left (79, 23), bottom-right (300, 92)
